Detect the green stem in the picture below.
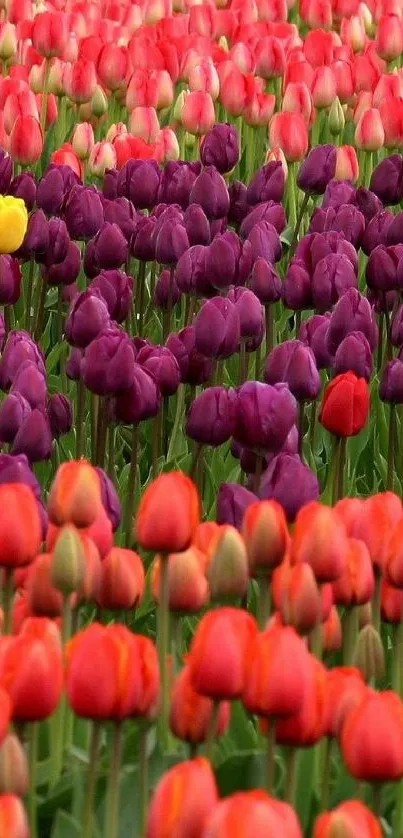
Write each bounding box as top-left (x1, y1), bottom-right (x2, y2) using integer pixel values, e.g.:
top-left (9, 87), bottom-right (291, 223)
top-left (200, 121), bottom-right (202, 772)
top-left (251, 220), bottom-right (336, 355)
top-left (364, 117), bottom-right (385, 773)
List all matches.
top-left (28, 723), bottom-right (38, 838)
top-left (392, 621), bottom-right (403, 695)
top-left (288, 192), bottom-right (310, 262)
top-left (309, 400), bottom-right (317, 453)
top-left (387, 405), bottom-right (396, 491)
top-left (108, 426), bottom-right (116, 479)
top-left (82, 722), bottom-right (101, 838)
top-left (40, 59), bottom-right (50, 137)
top-left (158, 554), bottom-right (170, 752)
top-left (372, 784), bottom-right (382, 817)
top-left (238, 341), bottom-right (247, 385)
top-left (2, 570), bottom-right (13, 635)
top-left (377, 313), bottom-right (384, 372)
top-left (34, 276), bottom-right (47, 344)
top-left (394, 778), bottom-right (403, 837)
top-left (284, 748), bottom-right (299, 806)
top-left (96, 397), bottom-right (108, 469)
top-left (25, 259), bottom-right (35, 333)
top-left (287, 163), bottom-right (297, 230)
top-left (253, 454), bottom-right (264, 494)
top-left (373, 571), bottom-right (382, 634)
top-left (320, 738), bottom-right (333, 812)
top-left (342, 606), bottom-right (359, 666)
top-left (257, 576), bottom-right (271, 630)
top-left (104, 723), bottom-right (123, 838)
top-left (265, 305), bottom-right (274, 359)
top-left (90, 394), bottom-right (99, 464)
top-left (137, 262), bottom-right (146, 337)
top-left (204, 701), bottom-right (220, 762)
top-left (298, 401), bottom-right (305, 462)
top-left (123, 425), bottom-right (139, 548)
top-left (162, 267), bottom-right (175, 343)
top-left (76, 379), bottom-right (86, 459)
top-left (266, 724), bottom-right (276, 793)
top-left (139, 726), bottom-right (149, 837)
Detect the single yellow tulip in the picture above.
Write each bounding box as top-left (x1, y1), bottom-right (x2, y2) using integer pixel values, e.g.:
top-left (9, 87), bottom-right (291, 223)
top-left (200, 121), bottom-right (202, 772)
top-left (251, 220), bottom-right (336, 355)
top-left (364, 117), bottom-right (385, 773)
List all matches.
top-left (0, 195), bottom-right (28, 254)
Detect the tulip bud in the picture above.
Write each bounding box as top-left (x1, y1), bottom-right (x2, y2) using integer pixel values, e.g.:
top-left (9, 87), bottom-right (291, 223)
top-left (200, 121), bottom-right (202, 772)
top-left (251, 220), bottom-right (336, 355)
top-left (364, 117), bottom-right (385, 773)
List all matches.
top-left (242, 500), bottom-right (289, 577)
top-left (329, 97), bottom-right (345, 136)
top-left (208, 526), bottom-right (248, 600)
top-left (51, 524), bottom-right (86, 597)
top-left (0, 23), bottom-right (17, 61)
top-left (174, 89), bottom-right (188, 122)
top-left (152, 548), bottom-right (209, 613)
top-left (97, 548), bottom-right (145, 610)
top-left (91, 85), bottom-right (108, 118)
top-left (71, 122), bottom-right (95, 161)
top-left (353, 624), bottom-right (385, 682)
top-left (0, 733), bottom-right (29, 796)
top-left (48, 460), bottom-right (102, 528)
top-left (355, 108), bottom-right (385, 152)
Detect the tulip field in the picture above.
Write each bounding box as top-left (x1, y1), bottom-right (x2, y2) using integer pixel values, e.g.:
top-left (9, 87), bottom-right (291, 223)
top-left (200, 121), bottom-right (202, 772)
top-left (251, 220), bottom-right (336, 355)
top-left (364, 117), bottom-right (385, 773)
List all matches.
top-left (4, 0), bottom-right (403, 836)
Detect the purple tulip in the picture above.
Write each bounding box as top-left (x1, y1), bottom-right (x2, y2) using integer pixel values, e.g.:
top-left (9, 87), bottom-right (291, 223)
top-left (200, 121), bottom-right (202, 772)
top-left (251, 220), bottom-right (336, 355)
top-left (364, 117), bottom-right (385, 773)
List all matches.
top-left (200, 123), bottom-right (239, 174)
top-left (88, 222), bottom-right (128, 273)
top-left (158, 161), bottom-right (198, 209)
top-left (259, 452), bottom-right (320, 522)
top-left (12, 408), bottom-right (53, 462)
top-left (391, 304), bottom-right (403, 347)
top-left (0, 149), bottom-right (12, 193)
top-left (43, 241), bottom-right (81, 287)
top-left (249, 258), bottom-right (282, 305)
top-left (300, 313), bottom-right (333, 369)
top-left (311, 252), bottom-right (358, 312)
top-left (189, 166), bottom-right (230, 220)
top-left (137, 344), bottom-right (180, 396)
top-left (103, 196), bottom-right (137, 242)
top-left (227, 286), bottom-right (264, 339)
top-left (230, 380), bottom-right (297, 452)
top-left (166, 326), bottom-right (214, 385)
top-left (65, 289), bottom-right (111, 348)
top-left (265, 340), bottom-right (321, 402)
top-left (66, 347), bottom-right (83, 381)
top-left (96, 467), bottom-right (121, 531)
top-left (37, 164), bottom-right (80, 215)
top-left (186, 386), bottom-right (233, 446)
top-left (64, 184), bottom-right (104, 241)
top-left (322, 179), bottom-right (356, 209)
top-left (154, 269), bottom-right (182, 309)
top-left (117, 159), bottom-right (161, 209)
top-left (247, 161), bottom-right (285, 205)
top-left (0, 256), bottom-right (21, 305)
top-left (184, 204), bottom-right (211, 246)
top-left (10, 360), bottom-right (47, 409)
top-left (81, 328), bottom-right (136, 395)
top-left (19, 210), bottom-right (49, 263)
top-left (362, 210), bottom-right (394, 256)
top-left (297, 144), bottom-right (337, 195)
top-left (370, 154), bottom-right (403, 205)
top-left (131, 215), bottom-right (156, 262)
top-left (334, 331), bottom-right (373, 381)
top-left (247, 220), bottom-right (282, 264)
top-left (240, 201), bottom-right (287, 239)
top-left (47, 393), bottom-right (73, 438)
top-left (0, 331), bottom-right (45, 390)
top-left (194, 296), bottom-right (240, 360)
top-left (352, 187), bottom-right (383, 223)
top-left (216, 482), bottom-right (257, 530)
top-left (204, 235), bottom-right (237, 292)
top-left (113, 363), bottom-right (160, 423)
top-left (0, 393), bottom-right (31, 443)
top-left (366, 244), bottom-right (402, 292)
top-left (102, 168), bottom-right (119, 199)
top-left (326, 288), bottom-right (378, 355)
top-left (380, 359), bottom-right (403, 403)
top-left (228, 181), bottom-right (248, 225)
top-left (155, 219), bottom-right (189, 266)
top-left (9, 172), bottom-right (36, 211)
top-left (283, 259), bottom-right (313, 311)
top-left (90, 269), bottom-right (134, 323)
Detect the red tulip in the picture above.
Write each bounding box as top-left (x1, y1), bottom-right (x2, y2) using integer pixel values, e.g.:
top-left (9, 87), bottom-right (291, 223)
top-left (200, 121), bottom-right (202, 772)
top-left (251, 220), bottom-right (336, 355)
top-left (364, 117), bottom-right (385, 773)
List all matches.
top-left (51, 143), bottom-right (83, 179)
top-left (0, 794), bottom-right (30, 838)
top-left (324, 666), bottom-right (366, 738)
top-left (170, 665), bottom-right (230, 745)
top-left (9, 115), bottom-right (43, 165)
top-left (201, 791), bottom-right (302, 838)
top-left (269, 112), bottom-right (309, 162)
top-left (31, 11), bottom-right (68, 59)
top-left (63, 58), bottom-right (97, 104)
top-left (181, 91), bottom-right (216, 136)
top-left (243, 623), bottom-right (311, 718)
top-left (97, 548), bottom-right (145, 611)
top-left (319, 372), bottom-right (369, 438)
top-left (146, 758), bottom-right (218, 838)
top-left (97, 44), bottom-right (129, 92)
top-left (341, 690), bottom-right (403, 781)
top-left (314, 800), bottom-right (382, 838)
top-left (188, 607), bottom-right (257, 700)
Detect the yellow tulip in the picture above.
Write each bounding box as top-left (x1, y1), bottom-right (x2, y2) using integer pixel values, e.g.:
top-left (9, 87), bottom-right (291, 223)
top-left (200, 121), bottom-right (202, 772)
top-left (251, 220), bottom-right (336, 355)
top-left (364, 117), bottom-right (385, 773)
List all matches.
top-left (0, 195), bottom-right (28, 254)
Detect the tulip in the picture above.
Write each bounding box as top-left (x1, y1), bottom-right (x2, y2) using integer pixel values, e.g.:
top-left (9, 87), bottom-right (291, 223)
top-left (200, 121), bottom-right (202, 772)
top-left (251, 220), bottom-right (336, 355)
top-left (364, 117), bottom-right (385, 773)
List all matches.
top-left (320, 372), bottom-right (370, 438)
top-left (334, 332), bottom-right (373, 381)
top-left (181, 91), bottom-right (216, 136)
top-left (97, 44), bottom-right (128, 92)
top-left (335, 145), bottom-right (359, 182)
top-left (135, 472), bottom-right (200, 554)
top-left (370, 154), bottom-right (403, 205)
top-left (0, 794), bottom-right (30, 838)
top-left (0, 618), bottom-right (63, 721)
top-left (152, 547), bottom-right (209, 613)
top-left (290, 502), bottom-right (348, 583)
top-left (26, 553), bottom-right (64, 618)
top-left (113, 364), bottom-right (160, 424)
top-left (242, 500), bottom-right (289, 578)
top-left (9, 115), bottom-right (43, 166)
top-left (0, 197), bottom-right (27, 256)
top-left (170, 666), bottom-right (230, 745)
top-left (297, 144), bottom-right (337, 196)
top-left (189, 166), bottom-right (230, 220)
top-left (273, 561), bottom-right (323, 635)
top-left (341, 690), bottom-right (403, 781)
top-left (265, 340), bottom-right (321, 403)
top-left (188, 607), bottom-right (257, 700)
top-left (355, 108), bottom-right (385, 153)
top-left (97, 548), bottom-right (145, 611)
top-left (66, 624), bottom-right (159, 720)
top-left (48, 460), bottom-right (102, 529)
top-left (200, 123), bottom-right (239, 174)
top-left (326, 288), bottom-right (377, 355)
top-left (313, 800), bottom-right (382, 838)
top-left (32, 11), bottom-right (68, 58)
top-left (247, 162), bottom-right (285, 206)
top-left (71, 123), bottom-right (94, 161)
top-left (269, 112), bottom-right (309, 163)
top-left (202, 790), bottom-right (302, 838)
top-left (0, 734), bottom-right (29, 797)
top-left (146, 758), bottom-right (218, 838)
top-left (64, 58), bottom-right (97, 105)
top-left (230, 381), bottom-right (297, 454)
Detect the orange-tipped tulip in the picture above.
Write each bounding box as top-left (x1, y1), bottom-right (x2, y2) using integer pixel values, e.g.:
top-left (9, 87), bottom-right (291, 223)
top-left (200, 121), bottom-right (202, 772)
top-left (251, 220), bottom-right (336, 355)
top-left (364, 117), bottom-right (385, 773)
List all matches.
top-left (48, 460), bottom-right (102, 529)
top-left (242, 500), bottom-right (289, 577)
top-left (201, 790), bottom-right (302, 838)
top-left (188, 607), bottom-right (257, 700)
top-left (313, 800), bottom-right (382, 838)
top-left (135, 471), bottom-right (200, 554)
top-left (0, 484), bottom-right (42, 569)
top-left (146, 758), bottom-right (218, 838)
top-left (290, 502), bottom-right (348, 583)
top-left (97, 548), bottom-right (145, 611)
top-left (170, 665), bottom-right (230, 745)
top-left (243, 623), bottom-right (310, 718)
top-left (152, 548), bottom-right (209, 613)
top-left (332, 538), bottom-right (375, 606)
top-left (323, 667), bottom-right (367, 738)
top-left (0, 793), bottom-right (30, 838)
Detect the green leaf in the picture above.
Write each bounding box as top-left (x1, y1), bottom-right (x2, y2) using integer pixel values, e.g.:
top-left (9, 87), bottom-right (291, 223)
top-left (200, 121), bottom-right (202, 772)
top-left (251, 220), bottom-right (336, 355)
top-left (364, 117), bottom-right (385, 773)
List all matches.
top-left (215, 752), bottom-right (267, 796)
top-left (50, 811), bottom-right (82, 838)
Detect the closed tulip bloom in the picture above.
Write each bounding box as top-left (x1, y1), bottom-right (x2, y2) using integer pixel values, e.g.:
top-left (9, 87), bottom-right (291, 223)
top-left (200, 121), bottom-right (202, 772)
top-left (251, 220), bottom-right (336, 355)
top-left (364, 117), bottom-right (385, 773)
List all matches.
top-left (90, 270), bottom-right (133, 324)
top-left (64, 184), bottom-right (103, 242)
top-left (272, 561), bottom-right (323, 635)
top-left (113, 363), bottom-right (160, 424)
top-left (297, 145), bottom-right (337, 195)
top-left (152, 547), bottom-right (209, 613)
top-left (0, 618), bottom-right (63, 721)
top-left (227, 287), bottom-right (264, 340)
top-left (326, 289), bottom-right (378, 355)
top-left (8, 172), bottom-right (36, 213)
top-left (117, 160), bottom-right (161, 210)
top-left (0, 393), bottom-right (31, 444)
top-left (241, 202), bottom-right (287, 238)
top-left (181, 91), bottom-right (215, 136)
top-left (323, 666), bottom-right (367, 740)
top-left (382, 579), bottom-right (403, 624)
top-left (299, 316), bottom-right (332, 369)
top-left (0, 330), bottom-right (46, 390)
top-left (97, 548), bottom-right (145, 611)
top-left (312, 253), bottom-right (358, 312)
top-left (271, 653), bottom-right (326, 747)
top-left (147, 758), bottom-right (218, 838)
top-left (88, 223), bottom-right (128, 274)
top-left (366, 243), bottom-right (400, 293)
top-left (65, 290), bottom-right (110, 349)
top-left (231, 381), bottom-right (297, 453)
top-left (67, 624), bottom-right (159, 720)
top-left (48, 460), bottom-right (101, 529)
top-left (0, 733), bottom-right (29, 797)
top-left (170, 666), bottom-right (230, 745)
top-left (10, 116), bottom-right (43, 166)
top-left (334, 332), bottom-right (373, 381)
top-left (332, 537), bottom-right (375, 606)
top-left (158, 161), bottom-right (199, 209)
top-left (283, 259), bottom-right (313, 311)
top-left (166, 326), bottom-right (213, 386)
top-left (0, 151), bottom-right (12, 195)
top-left (370, 154), bottom-right (403, 206)
top-left (64, 58), bottom-right (97, 105)
top-left (155, 219), bottom-right (189, 266)
top-left (186, 387), bottom-right (232, 446)
top-left (81, 329), bottom-right (136, 396)
top-left (207, 791), bottom-right (303, 838)
top-left (194, 297), bottom-right (240, 360)
top-left (250, 258), bottom-right (282, 305)
top-left (313, 800), bottom-right (382, 838)
top-left (242, 500), bottom-right (289, 576)
top-left (0, 794), bottom-right (30, 837)
top-left (247, 162), bottom-right (285, 206)
top-left (341, 690), bottom-right (403, 781)
top-left (228, 181), bottom-right (248, 225)
top-left (0, 256), bottom-right (21, 305)
top-left (189, 166), bottom-right (230, 220)
top-left (0, 484), bottom-right (42, 568)
top-left (154, 269), bottom-right (181, 309)
top-left (135, 471), bottom-right (200, 554)
top-left (26, 553), bottom-right (63, 618)
top-left (32, 11), bottom-right (67, 58)
top-left (381, 518), bottom-right (403, 588)
top-left (244, 623), bottom-right (310, 718)
top-left (290, 502), bottom-right (348, 582)
top-left (320, 372), bottom-right (370, 437)
top-left (216, 483), bottom-right (257, 530)
top-left (355, 108), bottom-right (385, 152)
top-left (0, 198), bottom-right (27, 255)
top-left (188, 607), bottom-right (257, 700)
top-left (137, 345), bottom-right (180, 397)
top-left (200, 123), bottom-right (239, 174)
top-left (269, 112), bottom-right (309, 163)
top-left (44, 218), bottom-right (70, 268)
top-left (362, 211), bottom-right (394, 257)
top-left (265, 340), bottom-right (321, 402)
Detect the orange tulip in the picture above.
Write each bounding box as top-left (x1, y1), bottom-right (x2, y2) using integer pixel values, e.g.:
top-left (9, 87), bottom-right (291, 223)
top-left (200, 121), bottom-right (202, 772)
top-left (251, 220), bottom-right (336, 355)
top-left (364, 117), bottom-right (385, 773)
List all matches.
top-left (382, 578), bottom-right (403, 623)
top-left (341, 690), bottom-right (403, 781)
top-left (290, 502), bottom-right (348, 583)
top-left (274, 655), bottom-right (327, 747)
top-left (313, 800), bottom-right (382, 838)
top-left (332, 538), bottom-right (375, 606)
top-left (47, 505), bottom-right (113, 559)
top-left (0, 794), bottom-right (30, 838)
top-left (26, 553), bottom-right (64, 618)
top-left (0, 484), bottom-right (42, 569)
top-left (170, 665), bottom-right (230, 745)
top-left (66, 624), bottom-right (159, 720)
top-left (152, 548), bottom-right (209, 613)
top-left (272, 561), bottom-right (323, 634)
top-left (146, 758), bottom-right (218, 838)
top-left (323, 667), bottom-right (366, 738)
top-left (335, 145), bottom-right (359, 182)
top-left (242, 500), bottom-right (289, 577)
top-left (269, 112), bottom-right (309, 162)
top-left (188, 607), bottom-right (257, 700)
top-left (0, 617), bottom-right (63, 721)
top-left (192, 521), bottom-right (223, 565)
top-left (243, 624), bottom-right (310, 718)
top-left (48, 460), bottom-right (102, 529)
top-left (135, 471), bottom-right (200, 554)
top-left (321, 606), bottom-right (342, 653)
top-left (337, 493), bottom-right (402, 571)
top-left (202, 790), bottom-right (302, 838)
top-left (97, 548), bottom-right (145, 611)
